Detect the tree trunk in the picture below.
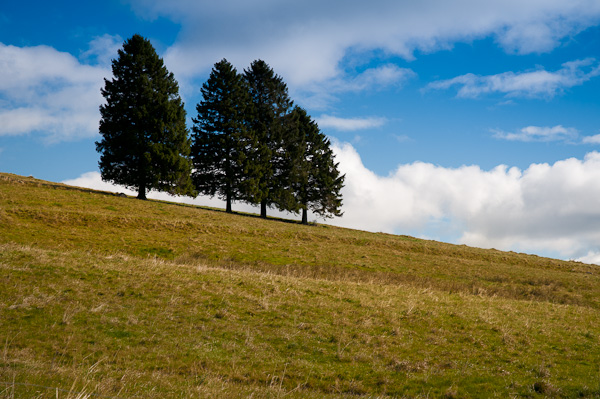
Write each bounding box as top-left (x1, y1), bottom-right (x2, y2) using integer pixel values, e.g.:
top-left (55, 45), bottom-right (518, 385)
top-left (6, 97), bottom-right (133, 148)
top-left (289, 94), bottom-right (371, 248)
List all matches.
top-left (260, 200), bottom-right (267, 218)
top-left (302, 208), bottom-right (308, 225)
top-left (137, 182), bottom-right (147, 200)
top-left (226, 194), bottom-right (232, 213)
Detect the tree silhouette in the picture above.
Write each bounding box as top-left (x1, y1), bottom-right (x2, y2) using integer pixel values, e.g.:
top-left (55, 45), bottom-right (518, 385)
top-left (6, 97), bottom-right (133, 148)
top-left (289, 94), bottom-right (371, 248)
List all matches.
top-left (243, 60), bottom-right (293, 218)
top-left (97, 34), bottom-right (193, 200)
top-left (191, 59), bottom-right (257, 212)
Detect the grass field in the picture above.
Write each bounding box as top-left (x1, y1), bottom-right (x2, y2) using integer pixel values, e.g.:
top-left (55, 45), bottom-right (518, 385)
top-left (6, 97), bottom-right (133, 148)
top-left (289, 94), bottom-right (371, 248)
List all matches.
top-left (1, 173), bottom-right (599, 398)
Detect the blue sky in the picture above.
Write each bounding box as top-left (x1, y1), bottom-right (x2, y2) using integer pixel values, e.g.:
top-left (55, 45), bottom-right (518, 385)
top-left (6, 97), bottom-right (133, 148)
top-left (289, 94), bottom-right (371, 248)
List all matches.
top-left (2, 0), bottom-right (600, 263)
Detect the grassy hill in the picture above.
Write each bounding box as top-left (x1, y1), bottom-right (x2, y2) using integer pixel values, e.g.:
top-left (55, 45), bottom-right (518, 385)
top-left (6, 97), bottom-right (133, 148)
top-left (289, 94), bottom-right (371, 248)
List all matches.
top-left (1, 172), bottom-right (599, 398)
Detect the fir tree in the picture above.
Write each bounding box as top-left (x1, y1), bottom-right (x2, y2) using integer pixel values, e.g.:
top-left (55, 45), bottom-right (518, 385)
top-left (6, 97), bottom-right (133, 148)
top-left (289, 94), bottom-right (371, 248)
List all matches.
top-left (243, 60), bottom-right (293, 218)
top-left (191, 59), bottom-right (257, 213)
top-left (287, 107), bottom-right (345, 224)
top-left (96, 34), bottom-right (193, 200)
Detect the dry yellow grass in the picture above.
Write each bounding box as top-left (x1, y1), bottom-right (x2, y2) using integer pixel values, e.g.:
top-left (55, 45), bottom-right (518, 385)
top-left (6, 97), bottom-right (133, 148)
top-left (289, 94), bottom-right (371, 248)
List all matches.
top-left (1, 173), bottom-right (599, 398)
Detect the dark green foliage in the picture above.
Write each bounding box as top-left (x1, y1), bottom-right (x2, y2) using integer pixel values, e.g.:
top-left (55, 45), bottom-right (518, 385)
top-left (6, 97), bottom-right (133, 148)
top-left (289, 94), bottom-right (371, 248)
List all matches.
top-left (96, 34), bottom-right (194, 200)
top-left (191, 59), bottom-right (257, 213)
top-left (191, 59), bottom-right (343, 220)
top-left (286, 107), bottom-right (344, 224)
top-left (243, 60), bottom-right (294, 218)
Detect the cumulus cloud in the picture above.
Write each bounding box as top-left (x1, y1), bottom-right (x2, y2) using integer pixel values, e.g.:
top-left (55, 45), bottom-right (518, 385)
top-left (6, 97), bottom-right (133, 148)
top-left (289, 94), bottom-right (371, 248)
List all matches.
top-left (329, 142), bottom-right (600, 263)
top-left (492, 125), bottom-right (579, 142)
top-left (316, 115), bottom-right (387, 131)
top-left (127, 0), bottom-right (600, 88)
top-left (427, 58), bottom-right (600, 98)
top-left (62, 172), bottom-right (138, 196)
top-left (575, 251), bottom-right (600, 264)
top-left (0, 41), bottom-right (110, 142)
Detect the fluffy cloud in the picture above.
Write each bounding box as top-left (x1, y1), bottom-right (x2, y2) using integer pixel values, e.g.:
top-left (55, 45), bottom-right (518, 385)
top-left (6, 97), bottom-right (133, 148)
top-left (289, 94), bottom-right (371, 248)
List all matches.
top-left (329, 142), bottom-right (600, 262)
top-left (0, 39), bottom-right (114, 142)
top-left (127, 0), bottom-right (600, 88)
top-left (427, 58), bottom-right (600, 98)
top-left (0, 44), bottom-right (103, 141)
top-left (575, 251), bottom-right (600, 264)
top-left (6, 2), bottom-right (600, 141)
top-left (316, 115), bottom-right (387, 131)
top-left (66, 144), bottom-right (600, 264)
top-left (492, 125), bottom-right (579, 142)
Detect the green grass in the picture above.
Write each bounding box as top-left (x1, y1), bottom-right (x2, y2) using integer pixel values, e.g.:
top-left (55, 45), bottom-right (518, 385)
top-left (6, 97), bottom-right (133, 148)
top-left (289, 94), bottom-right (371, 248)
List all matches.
top-left (1, 172), bottom-right (600, 398)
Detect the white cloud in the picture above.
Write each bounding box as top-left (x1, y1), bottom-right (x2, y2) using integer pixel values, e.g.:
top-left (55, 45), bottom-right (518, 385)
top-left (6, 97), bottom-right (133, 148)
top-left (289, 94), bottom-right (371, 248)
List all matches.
top-left (316, 115), bottom-right (387, 131)
top-left (492, 125), bottom-right (579, 142)
top-left (127, 0), bottom-right (600, 88)
top-left (329, 142), bottom-right (600, 263)
top-left (575, 251), bottom-right (600, 264)
top-left (427, 58), bottom-right (600, 98)
top-left (62, 172), bottom-right (138, 196)
top-left (81, 34), bottom-right (123, 66)
top-left (0, 41), bottom-right (109, 142)
top-left (582, 134), bottom-right (600, 144)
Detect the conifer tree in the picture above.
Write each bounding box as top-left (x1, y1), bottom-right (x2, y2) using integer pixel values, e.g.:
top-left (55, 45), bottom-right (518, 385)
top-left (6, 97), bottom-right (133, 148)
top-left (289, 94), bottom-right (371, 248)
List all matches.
top-left (96, 34), bottom-right (193, 200)
top-left (191, 59), bottom-right (257, 213)
top-left (243, 60), bottom-right (293, 218)
top-left (287, 107), bottom-right (345, 224)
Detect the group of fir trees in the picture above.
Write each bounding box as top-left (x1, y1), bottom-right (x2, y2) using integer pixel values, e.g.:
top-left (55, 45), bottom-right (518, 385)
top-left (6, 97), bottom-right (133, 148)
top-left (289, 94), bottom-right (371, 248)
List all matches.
top-left (96, 35), bottom-right (343, 223)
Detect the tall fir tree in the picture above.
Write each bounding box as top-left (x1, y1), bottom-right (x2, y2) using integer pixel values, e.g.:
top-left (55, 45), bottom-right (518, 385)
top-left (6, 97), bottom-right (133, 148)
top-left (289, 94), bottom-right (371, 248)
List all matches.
top-left (287, 106), bottom-right (345, 224)
top-left (191, 59), bottom-right (257, 213)
top-left (96, 34), bottom-right (194, 200)
top-left (243, 60), bottom-right (293, 218)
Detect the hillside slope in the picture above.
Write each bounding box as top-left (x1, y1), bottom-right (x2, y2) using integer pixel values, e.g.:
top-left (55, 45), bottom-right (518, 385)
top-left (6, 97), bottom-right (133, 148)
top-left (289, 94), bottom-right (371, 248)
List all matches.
top-left (1, 173), bottom-right (599, 398)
